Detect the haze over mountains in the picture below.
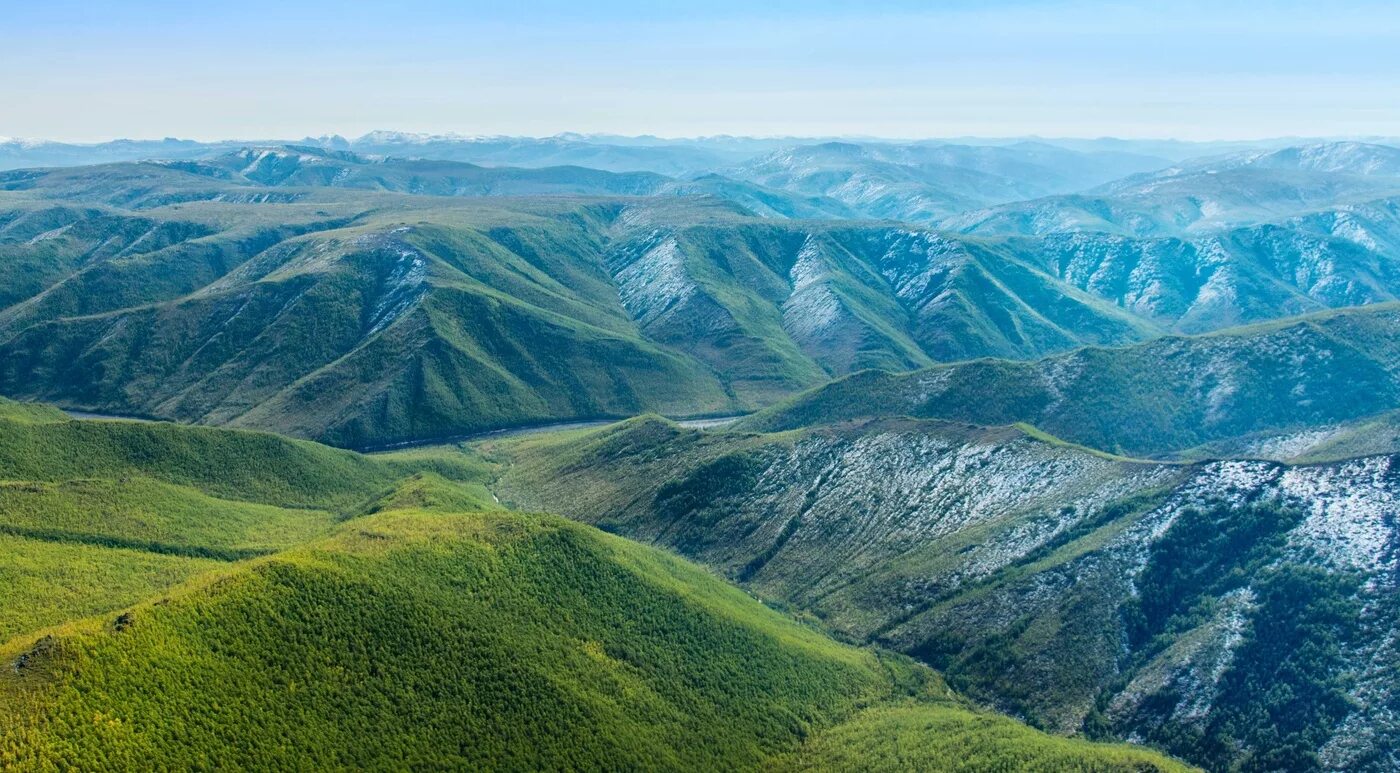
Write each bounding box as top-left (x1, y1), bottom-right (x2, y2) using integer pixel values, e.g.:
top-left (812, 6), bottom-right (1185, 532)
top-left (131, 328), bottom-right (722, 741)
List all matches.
top-left (4, 130), bottom-right (1400, 772)
top-left (6, 137), bottom-right (1400, 446)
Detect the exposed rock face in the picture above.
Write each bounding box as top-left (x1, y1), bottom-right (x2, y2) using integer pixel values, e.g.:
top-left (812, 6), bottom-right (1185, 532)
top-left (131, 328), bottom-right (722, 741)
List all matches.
top-left (494, 417), bottom-right (1400, 771)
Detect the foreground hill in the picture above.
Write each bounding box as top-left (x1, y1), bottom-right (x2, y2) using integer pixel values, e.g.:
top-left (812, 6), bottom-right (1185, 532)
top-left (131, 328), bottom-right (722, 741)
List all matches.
top-left (491, 415), bottom-right (1400, 771)
top-left (0, 400), bottom-right (1185, 770)
top-left (743, 304), bottom-right (1400, 458)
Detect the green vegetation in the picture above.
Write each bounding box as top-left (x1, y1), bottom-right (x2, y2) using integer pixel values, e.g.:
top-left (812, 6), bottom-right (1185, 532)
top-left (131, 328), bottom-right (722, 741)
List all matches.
top-left (0, 413), bottom-right (489, 642)
top-left (0, 508), bottom-right (1188, 771)
top-left (744, 303), bottom-right (1400, 458)
top-left (8, 140), bottom-right (1398, 769)
top-left (0, 164), bottom-right (1170, 446)
top-left (1123, 503), bottom-right (1304, 650)
top-left (1092, 503), bottom-right (1363, 764)
top-left (0, 405), bottom-right (1190, 769)
top-left (0, 398), bottom-right (66, 424)
top-left (0, 534), bottom-right (220, 643)
top-left (783, 704), bottom-right (1191, 772)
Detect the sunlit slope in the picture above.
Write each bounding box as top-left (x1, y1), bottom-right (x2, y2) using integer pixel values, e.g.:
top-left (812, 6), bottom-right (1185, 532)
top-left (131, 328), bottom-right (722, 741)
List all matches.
top-left (0, 400), bottom-right (488, 640)
top-left (0, 506), bottom-right (1188, 771)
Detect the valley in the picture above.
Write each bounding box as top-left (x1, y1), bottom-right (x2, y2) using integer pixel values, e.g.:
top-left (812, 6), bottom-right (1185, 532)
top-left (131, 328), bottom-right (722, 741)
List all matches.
top-left (4, 131), bottom-right (1400, 771)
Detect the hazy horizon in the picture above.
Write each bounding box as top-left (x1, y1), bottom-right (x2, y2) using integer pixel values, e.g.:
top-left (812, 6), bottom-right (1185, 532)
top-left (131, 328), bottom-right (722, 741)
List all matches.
top-left (7, 129), bottom-right (1400, 146)
top-left (7, 0), bottom-right (1398, 143)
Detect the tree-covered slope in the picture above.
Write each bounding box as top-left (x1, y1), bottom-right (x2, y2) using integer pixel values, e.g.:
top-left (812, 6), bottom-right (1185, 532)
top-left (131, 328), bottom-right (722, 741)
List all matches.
top-left (0, 402), bottom-right (1186, 771)
top-left (490, 415), bottom-right (1400, 771)
top-left (744, 304), bottom-right (1400, 458)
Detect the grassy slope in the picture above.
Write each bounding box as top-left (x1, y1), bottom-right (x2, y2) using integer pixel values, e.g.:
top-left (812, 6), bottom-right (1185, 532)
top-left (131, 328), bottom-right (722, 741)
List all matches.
top-left (784, 704), bottom-right (1191, 772)
top-left (0, 405), bottom-right (1187, 771)
top-left (0, 408), bottom-right (490, 640)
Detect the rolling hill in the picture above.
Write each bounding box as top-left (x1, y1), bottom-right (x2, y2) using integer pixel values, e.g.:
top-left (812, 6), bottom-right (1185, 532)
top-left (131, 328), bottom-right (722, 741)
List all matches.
top-left (0, 399), bottom-right (1188, 770)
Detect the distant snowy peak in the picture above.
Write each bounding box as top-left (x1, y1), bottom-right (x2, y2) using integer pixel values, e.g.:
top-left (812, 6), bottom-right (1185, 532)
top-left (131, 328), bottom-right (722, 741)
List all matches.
top-left (354, 130), bottom-right (496, 145)
top-left (0, 137), bottom-right (53, 150)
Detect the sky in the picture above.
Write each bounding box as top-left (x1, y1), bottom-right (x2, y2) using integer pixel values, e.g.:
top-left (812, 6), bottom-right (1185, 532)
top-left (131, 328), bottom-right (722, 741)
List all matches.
top-left (4, 0), bottom-right (1399, 142)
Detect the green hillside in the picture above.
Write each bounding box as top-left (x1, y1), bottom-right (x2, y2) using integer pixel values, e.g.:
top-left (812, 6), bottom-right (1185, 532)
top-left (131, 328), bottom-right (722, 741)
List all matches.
top-left (0, 404), bottom-right (488, 640)
top-left (0, 404), bottom-right (1187, 771)
top-left (744, 304), bottom-right (1400, 458)
top-left (0, 180), bottom-right (1163, 446)
top-left (11, 153), bottom-right (1400, 448)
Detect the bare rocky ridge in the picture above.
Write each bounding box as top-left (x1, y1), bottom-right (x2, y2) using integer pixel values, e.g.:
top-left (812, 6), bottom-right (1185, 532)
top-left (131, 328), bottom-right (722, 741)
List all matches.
top-left (493, 416), bottom-right (1400, 771)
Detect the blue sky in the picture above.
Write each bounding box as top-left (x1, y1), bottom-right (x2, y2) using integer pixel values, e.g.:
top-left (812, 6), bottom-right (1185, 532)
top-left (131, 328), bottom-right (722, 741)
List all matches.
top-left (4, 1), bottom-right (1398, 141)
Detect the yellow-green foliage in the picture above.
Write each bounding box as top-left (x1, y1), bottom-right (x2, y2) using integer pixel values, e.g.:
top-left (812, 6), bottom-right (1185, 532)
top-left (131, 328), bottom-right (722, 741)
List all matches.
top-left (0, 398), bottom-right (66, 424)
top-left (0, 510), bottom-right (892, 770)
top-left (0, 415), bottom-right (491, 652)
top-left (0, 510), bottom-right (1190, 771)
top-left (781, 704), bottom-right (1193, 772)
top-left (0, 417), bottom-right (404, 511)
top-left (0, 535), bottom-right (220, 643)
top-left (0, 478), bottom-right (338, 559)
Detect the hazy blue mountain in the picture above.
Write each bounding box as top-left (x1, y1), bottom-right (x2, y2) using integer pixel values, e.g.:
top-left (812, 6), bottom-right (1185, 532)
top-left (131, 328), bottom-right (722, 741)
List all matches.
top-left (1000, 196), bottom-right (1400, 331)
top-left (0, 132), bottom-right (785, 176)
top-left (729, 141), bottom-right (1172, 223)
top-left (946, 142), bottom-right (1400, 238)
top-left (0, 137), bottom-right (253, 171)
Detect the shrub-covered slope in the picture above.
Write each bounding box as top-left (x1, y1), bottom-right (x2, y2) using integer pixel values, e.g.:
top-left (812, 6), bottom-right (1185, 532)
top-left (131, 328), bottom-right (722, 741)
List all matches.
top-left (0, 403), bottom-right (1186, 771)
top-left (491, 415), bottom-right (1400, 771)
top-left (0, 185), bottom-right (1158, 445)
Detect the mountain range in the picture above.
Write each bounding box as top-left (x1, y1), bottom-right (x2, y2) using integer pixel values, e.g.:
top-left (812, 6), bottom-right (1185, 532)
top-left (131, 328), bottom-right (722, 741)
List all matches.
top-left (5, 131), bottom-right (1400, 771)
top-left (6, 142), bottom-right (1400, 448)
